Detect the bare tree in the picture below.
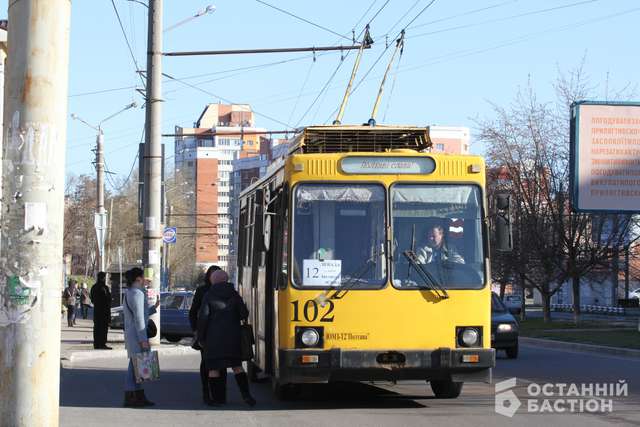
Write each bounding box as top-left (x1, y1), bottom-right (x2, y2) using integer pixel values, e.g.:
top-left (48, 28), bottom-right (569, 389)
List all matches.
top-left (479, 66), bottom-right (638, 323)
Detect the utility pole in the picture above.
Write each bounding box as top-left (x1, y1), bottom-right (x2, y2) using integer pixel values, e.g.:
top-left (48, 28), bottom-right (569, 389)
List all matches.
top-left (96, 132), bottom-right (106, 272)
top-left (143, 0), bottom-right (163, 345)
top-left (71, 102), bottom-right (136, 274)
top-left (0, 2), bottom-right (71, 426)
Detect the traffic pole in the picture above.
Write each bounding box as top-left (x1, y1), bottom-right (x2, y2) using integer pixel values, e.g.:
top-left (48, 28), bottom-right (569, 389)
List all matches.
top-left (0, 1), bottom-right (71, 426)
top-left (143, 0), bottom-right (163, 345)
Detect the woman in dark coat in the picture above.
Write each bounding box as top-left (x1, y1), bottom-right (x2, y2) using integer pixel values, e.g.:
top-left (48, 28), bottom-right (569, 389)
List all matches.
top-left (197, 270), bottom-right (256, 406)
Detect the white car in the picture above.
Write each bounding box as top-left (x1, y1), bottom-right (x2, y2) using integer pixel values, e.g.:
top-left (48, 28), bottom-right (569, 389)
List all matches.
top-left (630, 288), bottom-right (640, 299)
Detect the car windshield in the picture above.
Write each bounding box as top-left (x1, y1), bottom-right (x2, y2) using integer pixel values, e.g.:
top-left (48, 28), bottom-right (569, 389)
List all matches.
top-left (162, 294), bottom-right (188, 309)
top-left (391, 184), bottom-right (485, 289)
top-left (292, 183), bottom-right (387, 288)
top-left (492, 294), bottom-right (508, 313)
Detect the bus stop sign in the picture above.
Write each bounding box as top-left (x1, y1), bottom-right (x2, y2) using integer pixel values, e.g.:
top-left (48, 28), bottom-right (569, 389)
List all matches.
top-left (162, 227), bottom-right (177, 244)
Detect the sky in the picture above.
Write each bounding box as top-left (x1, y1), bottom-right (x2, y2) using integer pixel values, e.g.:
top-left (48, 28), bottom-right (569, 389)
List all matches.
top-left (2, 0), bottom-right (638, 189)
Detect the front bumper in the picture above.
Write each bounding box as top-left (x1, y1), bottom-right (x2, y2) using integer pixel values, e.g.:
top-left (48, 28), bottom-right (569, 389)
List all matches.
top-left (278, 348), bottom-right (495, 384)
top-left (491, 330), bottom-right (518, 349)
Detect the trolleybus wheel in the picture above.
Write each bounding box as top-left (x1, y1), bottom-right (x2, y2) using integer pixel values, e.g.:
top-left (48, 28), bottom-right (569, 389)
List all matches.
top-left (430, 380), bottom-right (463, 399)
top-left (272, 378), bottom-right (295, 400)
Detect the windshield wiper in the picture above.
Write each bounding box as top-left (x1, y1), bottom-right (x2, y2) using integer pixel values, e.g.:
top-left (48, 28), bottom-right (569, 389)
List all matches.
top-left (402, 250), bottom-right (449, 299)
top-left (315, 249), bottom-right (383, 304)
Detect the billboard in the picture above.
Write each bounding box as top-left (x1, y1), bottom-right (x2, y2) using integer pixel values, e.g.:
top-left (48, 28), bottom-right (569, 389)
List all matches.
top-left (570, 101), bottom-right (640, 212)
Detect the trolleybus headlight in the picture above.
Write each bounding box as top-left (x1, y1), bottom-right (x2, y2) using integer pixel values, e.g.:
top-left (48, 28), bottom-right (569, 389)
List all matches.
top-left (457, 327), bottom-right (482, 347)
top-left (301, 329), bottom-right (320, 347)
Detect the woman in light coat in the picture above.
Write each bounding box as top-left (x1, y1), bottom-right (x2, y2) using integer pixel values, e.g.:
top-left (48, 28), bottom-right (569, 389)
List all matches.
top-left (123, 267), bottom-right (159, 408)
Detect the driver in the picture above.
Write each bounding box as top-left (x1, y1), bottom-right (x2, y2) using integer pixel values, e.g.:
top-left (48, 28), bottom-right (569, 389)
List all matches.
top-left (415, 224), bottom-right (464, 265)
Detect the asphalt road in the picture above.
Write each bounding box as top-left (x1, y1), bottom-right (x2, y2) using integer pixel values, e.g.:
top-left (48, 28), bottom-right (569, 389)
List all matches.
top-left (59, 345), bottom-right (640, 426)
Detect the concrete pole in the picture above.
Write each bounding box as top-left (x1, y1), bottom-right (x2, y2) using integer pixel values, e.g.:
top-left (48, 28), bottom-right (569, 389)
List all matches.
top-left (143, 0), bottom-right (163, 345)
top-left (0, 2), bottom-right (71, 426)
top-left (96, 132), bottom-right (106, 273)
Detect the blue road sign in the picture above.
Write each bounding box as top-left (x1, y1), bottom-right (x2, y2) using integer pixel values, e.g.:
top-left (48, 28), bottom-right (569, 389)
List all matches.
top-left (163, 226), bottom-right (177, 244)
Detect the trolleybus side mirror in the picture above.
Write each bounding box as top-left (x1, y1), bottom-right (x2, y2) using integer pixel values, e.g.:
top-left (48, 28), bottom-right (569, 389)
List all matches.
top-left (494, 193), bottom-right (513, 252)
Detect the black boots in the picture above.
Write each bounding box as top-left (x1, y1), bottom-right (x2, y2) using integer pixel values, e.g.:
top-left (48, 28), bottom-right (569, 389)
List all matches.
top-left (235, 372), bottom-right (256, 407)
top-left (123, 391), bottom-right (141, 408)
top-left (207, 377), bottom-right (227, 405)
top-left (136, 390), bottom-right (155, 407)
top-left (206, 372), bottom-right (255, 407)
top-left (123, 390), bottom-right (154, 408)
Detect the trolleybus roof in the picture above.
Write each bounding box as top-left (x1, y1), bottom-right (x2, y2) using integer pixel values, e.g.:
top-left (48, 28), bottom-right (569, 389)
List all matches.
top-left (290, 125), bottom-right (431, 154)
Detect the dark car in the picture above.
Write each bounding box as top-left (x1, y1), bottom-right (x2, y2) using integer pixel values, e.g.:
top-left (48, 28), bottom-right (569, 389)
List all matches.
top-left (161, 291), bottom-right (194, 343)
top-left (110, 306), bottom-right (124, 329)
top-left (491, 292), bottom-right (519, 359)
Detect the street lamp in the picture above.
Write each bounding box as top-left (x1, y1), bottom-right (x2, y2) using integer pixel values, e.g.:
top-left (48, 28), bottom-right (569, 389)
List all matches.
top-left (164, 4), bottom-right (216, 33)
top-left (70, 102), bottom-right (137, 273)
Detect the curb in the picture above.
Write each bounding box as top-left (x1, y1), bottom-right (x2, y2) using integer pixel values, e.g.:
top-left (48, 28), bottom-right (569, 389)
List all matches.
top-left (63, 345), bottom-right (198, 366)
top-left (520, 337), bottom-right (640, 359)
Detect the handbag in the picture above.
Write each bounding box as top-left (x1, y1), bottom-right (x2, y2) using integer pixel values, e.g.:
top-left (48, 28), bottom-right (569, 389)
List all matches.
top-left (124, 294), bottom-right (157, 339)
top-left (132, 350), bottom-right (160, 383)
top-left (240, 322), bottom-right (255, 361)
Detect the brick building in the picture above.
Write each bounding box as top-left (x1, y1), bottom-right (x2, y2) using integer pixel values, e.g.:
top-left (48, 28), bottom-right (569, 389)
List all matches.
top-left (174, 104), bottom-right (266, 271)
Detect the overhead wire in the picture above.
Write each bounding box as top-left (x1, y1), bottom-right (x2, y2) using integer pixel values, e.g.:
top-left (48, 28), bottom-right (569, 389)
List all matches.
top-left (287, 59), bottom-right (316, 126)
top-left (161, 72), bottom-right (292, 128)
top-left (406, 0), bottom-right (519, 30)
top-left (110, 0), bottom-right (146, 88)
top-left (385, 0), bottom-right (423, 38)
top-left (406, 0), bottom-right (602, 40)
top-left (253, 0), bottom-right (351, 41)
top-left (293, 0), bottom-right (391, 127)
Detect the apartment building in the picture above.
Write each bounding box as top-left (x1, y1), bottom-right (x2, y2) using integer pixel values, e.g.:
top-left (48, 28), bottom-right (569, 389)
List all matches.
top-left (174, 104), bottom-right (265, 271)
top-left (429, 126), bottom-right (471, 154)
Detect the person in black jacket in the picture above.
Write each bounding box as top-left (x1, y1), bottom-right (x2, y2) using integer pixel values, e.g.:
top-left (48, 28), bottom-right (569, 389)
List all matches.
top-left (198, 270), bottom-right (256, 406)
top-left (189, 265), bottom-right (224, 405)
top-left (90, 272), bottom-right (112, 350)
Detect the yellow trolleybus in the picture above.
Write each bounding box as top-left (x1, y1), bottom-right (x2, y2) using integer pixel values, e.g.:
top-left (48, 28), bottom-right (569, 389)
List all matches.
top-left (236, 125), bottom-right (506, 399)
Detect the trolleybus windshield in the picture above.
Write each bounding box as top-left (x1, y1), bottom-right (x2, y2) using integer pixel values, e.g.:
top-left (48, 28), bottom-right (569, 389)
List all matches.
top-left (391, 184), bottom-right (485, 290)
top-left (292, 183), bottom-right (387, 289)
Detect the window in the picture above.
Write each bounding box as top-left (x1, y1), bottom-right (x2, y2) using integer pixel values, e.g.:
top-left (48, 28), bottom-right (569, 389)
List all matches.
top-left (436, 143), bottom-right (445, 151)
top-left (197, 139), bottom-right (214, 148)
top-left (187, 161), bottom-right (194, 167)
top-left (292, 183), bottom-right (386, 289)
top-left (391, 184), bottom-right (485, 290)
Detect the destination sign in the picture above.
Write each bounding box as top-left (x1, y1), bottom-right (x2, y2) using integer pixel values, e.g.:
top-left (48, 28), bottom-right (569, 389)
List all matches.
top-left (341, 156), bottom-right (435, 175)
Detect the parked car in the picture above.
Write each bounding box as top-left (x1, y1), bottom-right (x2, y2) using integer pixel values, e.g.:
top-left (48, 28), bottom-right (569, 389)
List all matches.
top-left (491, 292), bottom-right (519, 359)
top-left (503, 294), bottom-right (523, 314)
top-left (161, 291), bottom-right (194, 343)
top-left (110, 306), bottom-right (124, 329)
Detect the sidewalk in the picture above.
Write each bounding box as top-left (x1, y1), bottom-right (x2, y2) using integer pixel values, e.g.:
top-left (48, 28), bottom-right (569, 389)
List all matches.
top-left (60, 318), bottom-right (197, 367)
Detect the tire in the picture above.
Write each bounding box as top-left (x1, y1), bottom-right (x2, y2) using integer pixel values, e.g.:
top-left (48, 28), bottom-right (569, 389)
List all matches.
top-left (272, 378), bottom-right (295, 401)
top-left (430, 380), bottom-right (463, 399)
top-left (164, 334), bottom-right (182, 343)
top-left (506, 344), bottom-right (519, 359)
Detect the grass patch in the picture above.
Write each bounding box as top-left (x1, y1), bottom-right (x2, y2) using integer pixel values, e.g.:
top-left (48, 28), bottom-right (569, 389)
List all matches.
top-left (524, 330), bottom-right (640, 350)
top-left (519, 318), bottom-right (614, 333)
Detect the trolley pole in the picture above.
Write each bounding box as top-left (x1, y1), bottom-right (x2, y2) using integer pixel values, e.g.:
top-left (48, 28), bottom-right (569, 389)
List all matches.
top-left (142, 0), bottom-right (163, 345)
top-left (0, 1), bottom-right (71, 426)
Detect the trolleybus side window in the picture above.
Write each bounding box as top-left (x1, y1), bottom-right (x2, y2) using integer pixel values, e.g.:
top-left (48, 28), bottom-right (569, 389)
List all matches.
top-left (292, 183), bottom-right (387, 289)
top-left (391, 184), bottom-right (485, 290)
